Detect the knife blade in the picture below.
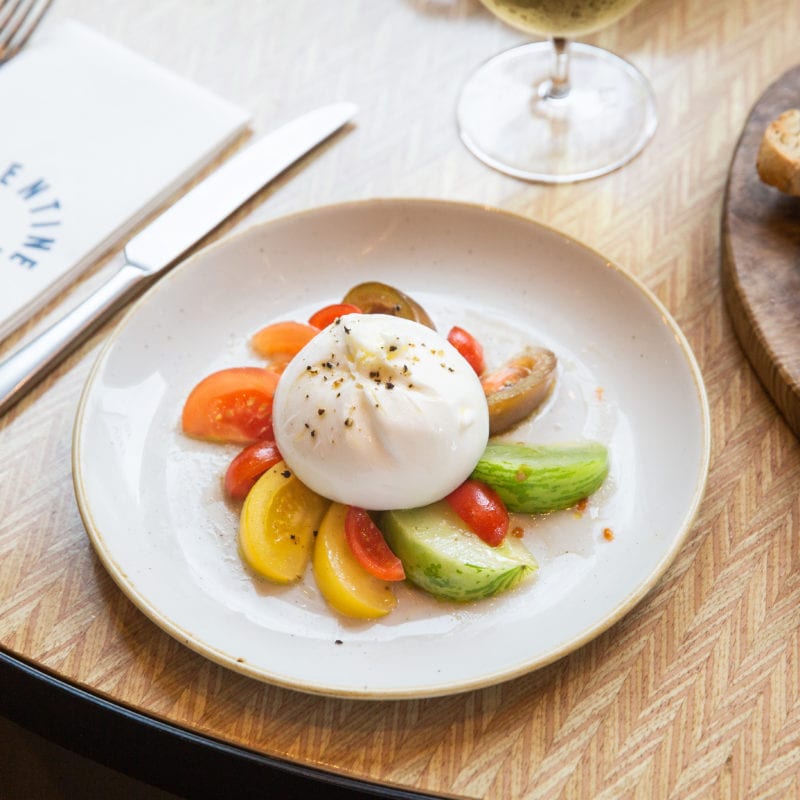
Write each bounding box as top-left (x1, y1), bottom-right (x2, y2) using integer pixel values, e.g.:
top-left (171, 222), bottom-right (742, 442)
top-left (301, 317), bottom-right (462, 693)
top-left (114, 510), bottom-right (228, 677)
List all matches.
top-left (0, 102), bottom-right (357, 415)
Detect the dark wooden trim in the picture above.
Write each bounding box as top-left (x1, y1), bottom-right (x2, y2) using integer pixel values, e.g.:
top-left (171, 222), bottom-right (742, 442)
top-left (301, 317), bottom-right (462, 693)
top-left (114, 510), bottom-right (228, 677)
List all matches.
top-left (0, 649), bottom-right (435, 800)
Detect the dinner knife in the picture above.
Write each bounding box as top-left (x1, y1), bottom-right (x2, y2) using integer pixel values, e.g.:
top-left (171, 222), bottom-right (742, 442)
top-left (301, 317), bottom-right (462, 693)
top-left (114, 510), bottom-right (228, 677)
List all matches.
top-left (0, 101), bottom-right (357, 416)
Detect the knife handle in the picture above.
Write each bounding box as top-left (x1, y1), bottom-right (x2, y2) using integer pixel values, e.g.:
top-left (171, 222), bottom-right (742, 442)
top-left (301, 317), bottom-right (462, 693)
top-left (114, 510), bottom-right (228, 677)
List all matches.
top-left (0, 262), bottom-right (148, 415)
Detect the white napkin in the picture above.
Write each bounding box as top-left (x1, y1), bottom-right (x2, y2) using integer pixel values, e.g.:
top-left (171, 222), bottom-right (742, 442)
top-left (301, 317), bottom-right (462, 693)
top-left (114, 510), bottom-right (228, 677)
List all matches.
top-left (0, 19), bottom-right (250, 340)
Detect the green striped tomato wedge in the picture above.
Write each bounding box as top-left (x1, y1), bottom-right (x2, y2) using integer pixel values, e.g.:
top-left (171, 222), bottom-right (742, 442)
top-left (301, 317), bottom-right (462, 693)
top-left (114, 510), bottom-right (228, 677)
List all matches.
top-left (379, 502), bottom-right (537, 602)
top-left (471, 441), bottom-right (609, 514)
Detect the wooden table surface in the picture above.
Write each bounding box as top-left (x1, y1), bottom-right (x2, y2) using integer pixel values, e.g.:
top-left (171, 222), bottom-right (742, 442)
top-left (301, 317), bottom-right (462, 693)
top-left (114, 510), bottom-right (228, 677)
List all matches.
top-left (2, 1), bottom-right (800, 797)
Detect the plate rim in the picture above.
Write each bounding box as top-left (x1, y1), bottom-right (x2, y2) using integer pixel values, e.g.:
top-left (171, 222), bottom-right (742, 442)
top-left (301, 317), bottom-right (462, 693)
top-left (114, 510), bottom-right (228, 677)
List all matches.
top-left (72, 197), bottom-right (711, 699)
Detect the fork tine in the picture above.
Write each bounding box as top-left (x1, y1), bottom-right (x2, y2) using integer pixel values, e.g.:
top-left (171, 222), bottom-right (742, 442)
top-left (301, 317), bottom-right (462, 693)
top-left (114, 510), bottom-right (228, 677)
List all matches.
top-left (0, 0), bottom-right (26, 37)
top-left (0, 0), bottom-right (53, 53)
top-left (11, 0), bottom-right (54, 49)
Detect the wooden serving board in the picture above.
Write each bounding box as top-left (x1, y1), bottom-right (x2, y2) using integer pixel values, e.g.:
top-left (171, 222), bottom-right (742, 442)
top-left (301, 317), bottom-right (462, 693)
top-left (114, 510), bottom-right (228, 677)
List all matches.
top-left (721, 64), bottom-right (800, 438)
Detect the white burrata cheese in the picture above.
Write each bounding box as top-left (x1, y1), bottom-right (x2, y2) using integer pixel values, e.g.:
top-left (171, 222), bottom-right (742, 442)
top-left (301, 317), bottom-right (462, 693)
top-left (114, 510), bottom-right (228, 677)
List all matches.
top-left (272, 313), bottom-right (489, 510)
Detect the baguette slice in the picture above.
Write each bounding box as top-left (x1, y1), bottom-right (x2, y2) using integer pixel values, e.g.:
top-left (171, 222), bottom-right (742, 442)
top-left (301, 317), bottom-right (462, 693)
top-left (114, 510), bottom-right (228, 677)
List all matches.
top-left (756, 108), bottom-right (800, 196)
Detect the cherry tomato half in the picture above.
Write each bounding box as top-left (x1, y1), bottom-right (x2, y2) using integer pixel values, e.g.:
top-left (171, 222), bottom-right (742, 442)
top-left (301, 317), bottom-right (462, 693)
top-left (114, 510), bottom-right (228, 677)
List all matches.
top-left (447, 326), bottom-right (485, 375)
top-left (181, 367), bottom-right (280, 444)
top-left (224, 439), bottom-right (282, 500)
top-left (308, 303), bottom-right (362, 329)
top-left (344, 507), bottom-right (405, 582)
top-left (446, 479), bottom-right (509, 547)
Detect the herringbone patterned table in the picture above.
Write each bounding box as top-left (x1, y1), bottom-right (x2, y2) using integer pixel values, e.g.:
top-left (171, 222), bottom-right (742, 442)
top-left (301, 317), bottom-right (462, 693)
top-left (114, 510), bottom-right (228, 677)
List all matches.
top-left (1, 1), bottom-right (799, 797)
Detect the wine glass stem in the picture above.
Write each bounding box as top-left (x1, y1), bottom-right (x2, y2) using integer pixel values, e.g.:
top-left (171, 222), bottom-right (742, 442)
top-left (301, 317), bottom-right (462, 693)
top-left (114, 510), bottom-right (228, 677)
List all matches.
top-left (543, 37), bottom-right (571, 100)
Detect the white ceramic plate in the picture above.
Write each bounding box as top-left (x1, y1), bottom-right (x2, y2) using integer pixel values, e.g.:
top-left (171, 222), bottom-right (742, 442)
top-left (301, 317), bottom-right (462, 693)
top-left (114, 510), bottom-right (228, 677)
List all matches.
top-left (74, 199), bottom-right (710, 699)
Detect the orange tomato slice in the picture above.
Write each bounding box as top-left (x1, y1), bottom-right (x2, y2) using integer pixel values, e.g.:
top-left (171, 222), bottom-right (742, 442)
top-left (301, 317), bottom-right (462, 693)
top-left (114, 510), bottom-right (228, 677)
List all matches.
top-left (181, 367), bottom-right (280, 444)
top-left (250, 321), bottom-right (318, 359)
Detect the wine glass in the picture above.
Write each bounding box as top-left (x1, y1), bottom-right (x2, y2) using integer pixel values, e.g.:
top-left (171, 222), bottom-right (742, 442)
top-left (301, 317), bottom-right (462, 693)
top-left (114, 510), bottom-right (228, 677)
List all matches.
top-left (457, 0), bottom-right (657, 183)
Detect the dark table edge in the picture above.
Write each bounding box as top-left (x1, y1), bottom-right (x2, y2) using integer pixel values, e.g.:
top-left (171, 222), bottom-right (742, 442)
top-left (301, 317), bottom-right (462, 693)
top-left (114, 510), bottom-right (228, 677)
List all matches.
top-left (0, 648), bottom-right (438, 800)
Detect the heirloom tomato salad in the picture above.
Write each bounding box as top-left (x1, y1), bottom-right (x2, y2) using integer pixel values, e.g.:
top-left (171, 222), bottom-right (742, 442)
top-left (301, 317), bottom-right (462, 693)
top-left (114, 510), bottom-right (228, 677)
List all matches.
top-left (180, 282), bottom-right (610, 619)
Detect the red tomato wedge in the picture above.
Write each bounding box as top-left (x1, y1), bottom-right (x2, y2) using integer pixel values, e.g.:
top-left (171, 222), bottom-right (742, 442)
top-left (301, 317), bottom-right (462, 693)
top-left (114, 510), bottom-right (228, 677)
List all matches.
top-left (251, 321), bottom-right (318, 358)
top-left (344, 507), bottom-right (405, 582)
top-left (308, 303), bottom-right (362, 329)
top-left (181, 367), bottom-right (279, 444)
top-left (447, 326), bottom-right (485, 375)
top-left (224, 439), bottom-right (282, 500)
top-left (446, 479), bottom-right (509, 547)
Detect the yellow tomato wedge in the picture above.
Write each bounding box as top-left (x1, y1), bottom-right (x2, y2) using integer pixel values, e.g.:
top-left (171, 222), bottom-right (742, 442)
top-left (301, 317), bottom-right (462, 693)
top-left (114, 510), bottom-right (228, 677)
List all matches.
top-left (239, 461), bottom-right (330, 584)
top-left (313, 503), bottom-right (398, 619)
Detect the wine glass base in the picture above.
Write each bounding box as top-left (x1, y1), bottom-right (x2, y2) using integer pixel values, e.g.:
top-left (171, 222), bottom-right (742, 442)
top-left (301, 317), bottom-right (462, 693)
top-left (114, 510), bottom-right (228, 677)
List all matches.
top-left (457, 41), bottom-right (657, 183)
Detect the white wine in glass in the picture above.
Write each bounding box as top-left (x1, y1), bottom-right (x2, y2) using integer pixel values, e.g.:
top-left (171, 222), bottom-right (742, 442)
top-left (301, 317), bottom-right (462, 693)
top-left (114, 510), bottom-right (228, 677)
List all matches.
top-left (457, 0), bottom-right (657, 183)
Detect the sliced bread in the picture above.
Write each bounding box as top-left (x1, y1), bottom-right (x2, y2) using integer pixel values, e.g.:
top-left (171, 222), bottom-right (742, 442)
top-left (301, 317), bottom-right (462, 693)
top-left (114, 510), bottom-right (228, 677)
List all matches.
top-left (756, 108), bottom-right (800, 196)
